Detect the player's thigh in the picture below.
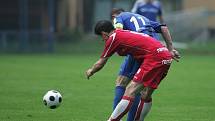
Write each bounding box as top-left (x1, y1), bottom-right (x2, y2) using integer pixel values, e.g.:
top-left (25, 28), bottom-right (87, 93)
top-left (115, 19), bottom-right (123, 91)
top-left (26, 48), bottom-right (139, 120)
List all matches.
top-left (140, 87), bottom-right (154, 101)
top-left (115, 75), bottom-right (130, 87)
top-left (124, 81), bottom-right (144, 97)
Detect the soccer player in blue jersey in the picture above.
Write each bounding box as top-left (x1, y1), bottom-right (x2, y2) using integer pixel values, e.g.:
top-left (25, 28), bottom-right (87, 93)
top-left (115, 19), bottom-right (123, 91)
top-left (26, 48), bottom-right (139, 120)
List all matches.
top-left (131, 0), bottom-right (164, 23)
top-left (111, 8), bottom-right (180, 121)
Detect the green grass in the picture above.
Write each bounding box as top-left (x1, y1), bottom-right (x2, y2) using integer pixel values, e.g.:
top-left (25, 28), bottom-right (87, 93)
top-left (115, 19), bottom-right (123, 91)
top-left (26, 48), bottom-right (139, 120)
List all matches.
top-left (0, 54), bottom-right (215, 121)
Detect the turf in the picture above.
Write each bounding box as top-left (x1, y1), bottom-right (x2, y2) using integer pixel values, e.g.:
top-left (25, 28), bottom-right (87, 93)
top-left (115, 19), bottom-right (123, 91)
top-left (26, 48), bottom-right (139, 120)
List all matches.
top-left (0, 54), bottom-right (214, 121)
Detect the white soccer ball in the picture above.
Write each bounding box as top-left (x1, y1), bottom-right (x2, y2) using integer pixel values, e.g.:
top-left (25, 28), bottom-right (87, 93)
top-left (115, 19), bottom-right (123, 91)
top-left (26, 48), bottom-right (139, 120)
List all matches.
top-left (43, 90), bottom-right (62, 109)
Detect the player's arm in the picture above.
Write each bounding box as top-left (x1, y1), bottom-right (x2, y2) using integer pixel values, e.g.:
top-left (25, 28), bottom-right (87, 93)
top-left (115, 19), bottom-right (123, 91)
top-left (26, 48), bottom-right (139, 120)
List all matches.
top-left (160, 25), bottom-right (180, 61)
top-left (150, 21), bottom-right (180, 61)
top-left (86, 57), bottom-right (109, 79)
top-left (160, 25), bottom-right (173, 51)
top-left (150, 21), bottom-right (175, 51)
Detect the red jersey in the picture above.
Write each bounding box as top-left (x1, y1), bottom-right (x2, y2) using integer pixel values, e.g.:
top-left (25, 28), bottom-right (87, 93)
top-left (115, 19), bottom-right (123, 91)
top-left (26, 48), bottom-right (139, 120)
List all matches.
top-left (101, 30), bottom-right (171, 61)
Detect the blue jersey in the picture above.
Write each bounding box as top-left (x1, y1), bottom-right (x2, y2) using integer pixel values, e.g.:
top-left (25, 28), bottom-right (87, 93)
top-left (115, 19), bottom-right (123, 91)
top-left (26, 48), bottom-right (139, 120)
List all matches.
top-left (113, 12), bottom-right (162, 39)
top-left (131, 1), bottom-right (162, 22)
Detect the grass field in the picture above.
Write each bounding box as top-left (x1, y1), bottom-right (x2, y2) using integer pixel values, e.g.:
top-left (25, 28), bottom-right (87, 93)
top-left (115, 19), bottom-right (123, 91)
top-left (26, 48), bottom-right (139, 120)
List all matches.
top-left (0, 54), bottom-right (215, 121)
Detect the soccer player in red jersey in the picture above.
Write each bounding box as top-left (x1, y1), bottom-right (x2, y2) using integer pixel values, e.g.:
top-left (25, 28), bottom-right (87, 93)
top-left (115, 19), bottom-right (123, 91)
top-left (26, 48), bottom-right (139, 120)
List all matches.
top-left (86, 20), bottom-right (180, 121)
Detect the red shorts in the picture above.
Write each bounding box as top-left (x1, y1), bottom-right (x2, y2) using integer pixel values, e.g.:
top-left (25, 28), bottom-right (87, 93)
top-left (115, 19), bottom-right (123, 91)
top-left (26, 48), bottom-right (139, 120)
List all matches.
top-left (133, 53), bottom-right (172, 89)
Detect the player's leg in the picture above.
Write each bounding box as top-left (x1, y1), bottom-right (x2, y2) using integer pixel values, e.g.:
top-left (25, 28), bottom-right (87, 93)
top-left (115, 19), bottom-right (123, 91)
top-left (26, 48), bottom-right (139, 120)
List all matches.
top-left (134, 60), bottom-right (171, 121)
top-left (113, 55), bottom-right (142, 121)
top-left (132, 32), bottom-right (160, 121)
top-left (113, 55), bottom-right (137, 109)
top-left (108, 56), bottom-right (171, 121)
top-left (108, 81), bottom-right (144, 121)
top-left (134, 87), bottom-right (154, 121)
top-left (127, 59), bottom-right (141, 121)
top-left (113, 75), bottom-right (130, 109)
top-left (127, 93), bottom-right (141, 121)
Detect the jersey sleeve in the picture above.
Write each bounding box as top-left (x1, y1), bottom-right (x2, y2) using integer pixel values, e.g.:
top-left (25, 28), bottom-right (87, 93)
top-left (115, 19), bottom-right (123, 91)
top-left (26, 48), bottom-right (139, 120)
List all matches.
top-left (100, 33), bottom-right (117, 58)
top-left (149, 20), bottom-right (163, 33)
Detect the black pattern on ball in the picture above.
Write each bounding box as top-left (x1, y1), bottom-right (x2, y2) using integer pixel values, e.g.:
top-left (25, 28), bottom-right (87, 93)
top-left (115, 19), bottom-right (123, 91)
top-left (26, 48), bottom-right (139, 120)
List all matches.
top-left (59, 97), bottom-right (62, 103)
top-left (50, 105), bottom-right (56, 109)
top-left (43, 100), bottom-right (47, 106)
top-left (49, 96), bottom-right (55, 101)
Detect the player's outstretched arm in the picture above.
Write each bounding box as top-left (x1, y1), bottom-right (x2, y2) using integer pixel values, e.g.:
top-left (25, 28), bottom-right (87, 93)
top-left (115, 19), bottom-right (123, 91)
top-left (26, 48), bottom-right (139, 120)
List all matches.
top-left (86, 57), bottom-right (109, 79)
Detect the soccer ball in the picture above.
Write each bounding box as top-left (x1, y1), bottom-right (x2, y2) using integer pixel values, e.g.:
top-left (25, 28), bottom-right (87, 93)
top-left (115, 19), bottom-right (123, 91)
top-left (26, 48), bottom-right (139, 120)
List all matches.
top-left (43, 90), bottom-right (62, 109)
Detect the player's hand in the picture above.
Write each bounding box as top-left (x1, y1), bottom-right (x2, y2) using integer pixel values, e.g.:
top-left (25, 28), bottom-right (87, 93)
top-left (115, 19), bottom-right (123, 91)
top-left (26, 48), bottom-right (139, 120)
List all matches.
top-left (170, 49), bottom-right (181, 62)
top-left (86, 69), bottom-right (94, 80)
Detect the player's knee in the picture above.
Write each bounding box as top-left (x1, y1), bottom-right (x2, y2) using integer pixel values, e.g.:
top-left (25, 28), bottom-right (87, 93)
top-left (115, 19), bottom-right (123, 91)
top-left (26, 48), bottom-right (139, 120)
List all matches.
top-left (140, 87), bottom-right (154, 101)
top-left (123, 84), bottom-right (134, 96)
top-left (115, 76), bottom-right (130, 87)
top-left (124, 82), bottom-right (141, 97)
top-left (124, 86), bottom-right (136, 97)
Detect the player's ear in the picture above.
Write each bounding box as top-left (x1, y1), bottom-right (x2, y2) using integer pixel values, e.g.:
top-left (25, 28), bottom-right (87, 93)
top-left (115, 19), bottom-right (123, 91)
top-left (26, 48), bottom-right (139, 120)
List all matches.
top-left (101, 32), bottom-right (106, 41)
top-left (101, 32), bottom-right (109, 41)
top-left (101, 31), bottom-right (108, 36)
top-left (101, 31), bottom-right (105, 36)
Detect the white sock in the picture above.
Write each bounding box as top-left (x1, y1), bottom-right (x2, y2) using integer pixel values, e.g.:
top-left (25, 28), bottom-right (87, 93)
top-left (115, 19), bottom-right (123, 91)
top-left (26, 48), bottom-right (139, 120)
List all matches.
top-left (140, 101), bottom-right (152, 121)
top-left (108, 96), bottom-right (134, 121)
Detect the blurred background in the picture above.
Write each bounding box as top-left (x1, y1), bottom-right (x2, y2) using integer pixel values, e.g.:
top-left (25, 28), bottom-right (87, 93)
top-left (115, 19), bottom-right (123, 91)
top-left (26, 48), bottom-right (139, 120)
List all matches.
top-left (0, 0), bottom-right (215, 53)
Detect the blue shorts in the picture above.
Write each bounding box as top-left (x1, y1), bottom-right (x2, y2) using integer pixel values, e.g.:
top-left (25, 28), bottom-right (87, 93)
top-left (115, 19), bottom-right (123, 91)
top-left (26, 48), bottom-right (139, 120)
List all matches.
top-left (118, 55), bottom-right (140, 79)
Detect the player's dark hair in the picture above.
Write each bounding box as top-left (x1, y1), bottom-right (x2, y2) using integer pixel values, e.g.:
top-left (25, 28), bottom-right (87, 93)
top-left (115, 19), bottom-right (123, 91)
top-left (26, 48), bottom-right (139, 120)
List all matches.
top-left (111, 8), bottom-right (125, 16)
top-left (94, 20), bottom-right (115, 35)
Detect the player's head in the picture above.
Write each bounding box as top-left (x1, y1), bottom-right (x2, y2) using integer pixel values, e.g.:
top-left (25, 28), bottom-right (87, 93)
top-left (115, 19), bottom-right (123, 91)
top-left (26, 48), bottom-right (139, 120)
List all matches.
top-left (94, 20), bottom-right (115, 41)
top-left (111, 8), bottom-right (125, 20)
